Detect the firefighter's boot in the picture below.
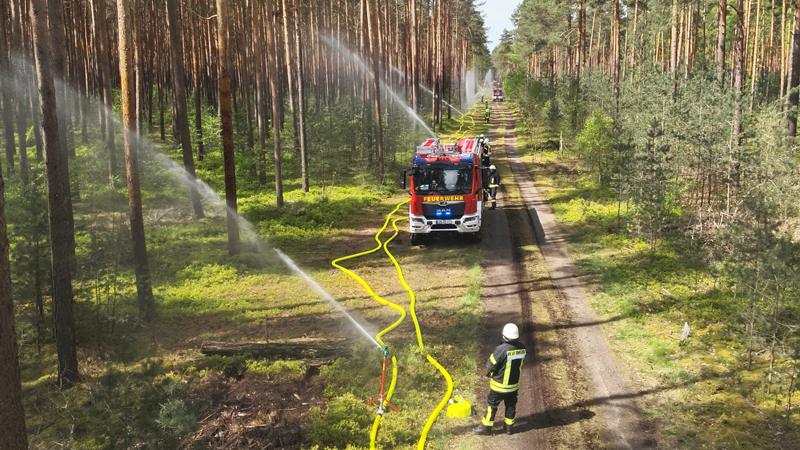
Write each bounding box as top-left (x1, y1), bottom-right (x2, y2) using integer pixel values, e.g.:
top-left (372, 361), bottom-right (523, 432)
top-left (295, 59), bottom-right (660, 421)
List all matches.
top-left (471, 424), bottom-right (492, 435)
top-left (503, 423), bottom-right (513, 435)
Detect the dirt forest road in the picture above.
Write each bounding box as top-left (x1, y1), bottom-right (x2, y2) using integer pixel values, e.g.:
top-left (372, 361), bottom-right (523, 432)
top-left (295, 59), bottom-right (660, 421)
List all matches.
top-left (475, 104), bottom-right (659, 449)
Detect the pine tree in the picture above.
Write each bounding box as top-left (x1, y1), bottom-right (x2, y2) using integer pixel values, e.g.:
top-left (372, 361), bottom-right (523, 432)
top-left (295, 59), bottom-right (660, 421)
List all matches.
top-left (117, 0), bottom-right (155, 321)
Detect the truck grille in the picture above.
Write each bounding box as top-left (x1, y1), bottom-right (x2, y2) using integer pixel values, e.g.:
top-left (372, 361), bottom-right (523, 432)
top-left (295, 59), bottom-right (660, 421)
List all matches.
top-left (422, 202), bottom-right (466, 219)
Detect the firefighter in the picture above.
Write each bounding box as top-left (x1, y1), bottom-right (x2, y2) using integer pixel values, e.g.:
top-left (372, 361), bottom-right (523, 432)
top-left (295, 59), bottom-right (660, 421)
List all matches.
top-left (484, 106), bottom-right (491, 124)
top-left (472, 323), bottom-right (526, 436)
top-left (481, 136), bottom-right (491, 167)
top-left (487, 165), bottom-right (499, 210)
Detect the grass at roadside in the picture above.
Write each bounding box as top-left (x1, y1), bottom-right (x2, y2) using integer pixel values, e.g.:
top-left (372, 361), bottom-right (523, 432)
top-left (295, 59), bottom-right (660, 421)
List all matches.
top-left (506, 103), bottom-right (800, 449)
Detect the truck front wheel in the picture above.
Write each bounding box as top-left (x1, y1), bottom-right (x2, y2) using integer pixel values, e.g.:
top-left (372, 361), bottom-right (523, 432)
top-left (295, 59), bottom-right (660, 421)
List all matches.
top-left (411, 233), bottom-right (424, 246)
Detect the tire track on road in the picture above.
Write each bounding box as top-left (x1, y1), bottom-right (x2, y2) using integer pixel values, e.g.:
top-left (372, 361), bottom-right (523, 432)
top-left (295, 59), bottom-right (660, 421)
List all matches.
top-left (498, 104), bottom-right (659, 449)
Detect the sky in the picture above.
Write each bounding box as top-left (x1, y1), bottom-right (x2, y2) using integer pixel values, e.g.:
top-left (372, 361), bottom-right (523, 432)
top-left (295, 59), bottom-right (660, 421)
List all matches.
top-left (476, 0), bottom-right (522, 52)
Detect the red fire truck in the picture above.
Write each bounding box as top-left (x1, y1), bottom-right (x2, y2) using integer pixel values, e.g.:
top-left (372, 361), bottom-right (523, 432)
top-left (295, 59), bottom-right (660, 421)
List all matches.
top-left (401, 138), bottom-right (488, 245)
top-left (493, 88), bottom-right (504, 102)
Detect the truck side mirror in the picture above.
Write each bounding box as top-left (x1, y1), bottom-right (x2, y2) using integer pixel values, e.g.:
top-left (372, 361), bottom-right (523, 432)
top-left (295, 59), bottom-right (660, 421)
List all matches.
top-left (400, 170), bottom-right (407, 191)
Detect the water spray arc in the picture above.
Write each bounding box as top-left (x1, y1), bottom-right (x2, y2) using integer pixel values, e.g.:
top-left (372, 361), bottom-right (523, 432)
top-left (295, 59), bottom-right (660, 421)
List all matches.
top-left (94, 94), bottom-right (388, 351)
top-left (390, 62), bottom-right (467, 116)
top-left (323, 37), bottom-right (437, 138)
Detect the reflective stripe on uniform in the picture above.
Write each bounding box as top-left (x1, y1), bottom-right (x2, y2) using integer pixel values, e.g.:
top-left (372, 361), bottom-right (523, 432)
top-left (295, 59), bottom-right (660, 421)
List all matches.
top-left (490, 379), bottom-right (519, 393)
top-left (482, 406), bottom-right (494, 426)
top-left (489, 354), bottom-right (497, 365)
top-left (489, 184), bottom-right (499, 188)
top-left (505, 417), bottom-right (515, 425)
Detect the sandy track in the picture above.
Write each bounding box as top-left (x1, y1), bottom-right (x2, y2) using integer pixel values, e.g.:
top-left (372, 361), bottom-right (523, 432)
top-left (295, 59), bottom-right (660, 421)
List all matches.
top-left (475, 104), bottom-right (659, 449)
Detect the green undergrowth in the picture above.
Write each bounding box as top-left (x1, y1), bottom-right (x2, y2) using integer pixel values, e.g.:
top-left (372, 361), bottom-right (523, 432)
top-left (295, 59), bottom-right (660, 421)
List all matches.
top-left (510, 103), bottom-right (800, 448)
top-left (11, 90), bottom-right (491, 448)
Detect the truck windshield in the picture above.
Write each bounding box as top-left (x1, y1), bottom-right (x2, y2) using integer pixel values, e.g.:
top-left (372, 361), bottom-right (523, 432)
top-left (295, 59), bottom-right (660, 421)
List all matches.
top-left (413, 164), bottom-right (473, 195)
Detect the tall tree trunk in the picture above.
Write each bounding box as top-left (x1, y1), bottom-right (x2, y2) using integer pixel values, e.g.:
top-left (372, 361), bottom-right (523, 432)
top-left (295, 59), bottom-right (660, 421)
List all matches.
top-left (613, 0), bottom-right (621, 110)
top-left (578, 0), bottom-right (585, 81)
top-left (266, 0), bottom-right (284, 206)
top-left (16, 85), bottom-right (28, 183)
top-left (718, 0), bottom-right (728, 83)
top-left (1, 0), bottom-right (14, 178)
top-left (735, 0), bottom-right (746, 144)
top-left (281, 0), bottom-right (300, 155)
top-left (217, 0), bottom-right (241, 254)
top-left (47, 0), bottom-right (76, 259)
top-left (253, 1), bottom-right (267, 185)
top-left (410, 0), bottom-right (419, 117)
top-left (670, 0), bottom-right (679, 97)
top-left (166, 0), bottom-right (204, 219)
top-left (0, 0), bottom-right (28, 447)
top-left (366, 0), bottom-right (384, 184)
top-left (0, 149), bottom-right (27, 447)
top-left (782, 0), bottom-right (789, 97)
top-left (91, 0), bottom-right (117, 186)
top-left (788, 0), bottom-right (800, 136)
top-left (117, 0), bottom-right (156, 321)
top-left (33, 0), bottom-right (80, 387)
top-left (48, 0), bottom-right (72, 159)
top-left (294, 0), bottom-right (309, 192)
top-left (28, 78), bottom-right (43, 163)
top-left (241, 1), bottom-right (255, 149)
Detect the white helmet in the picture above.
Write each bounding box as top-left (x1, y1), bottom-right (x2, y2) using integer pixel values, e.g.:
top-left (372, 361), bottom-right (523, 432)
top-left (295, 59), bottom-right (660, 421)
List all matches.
top-left (489, 165), bottom-right (496, 170)
top-left (502, 323), bottom-right (519, 340)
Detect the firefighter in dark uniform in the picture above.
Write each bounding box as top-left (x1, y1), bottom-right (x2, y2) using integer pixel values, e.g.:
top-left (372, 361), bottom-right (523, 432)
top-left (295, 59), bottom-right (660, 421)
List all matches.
top-left (484, 106), bottom-right (491, 123)
top-left (487, 165), bottom-right (500, 210)
top-left (472, 323), bottom-right (526, 435)
top-left (480, 136), bottom-right (492, 167)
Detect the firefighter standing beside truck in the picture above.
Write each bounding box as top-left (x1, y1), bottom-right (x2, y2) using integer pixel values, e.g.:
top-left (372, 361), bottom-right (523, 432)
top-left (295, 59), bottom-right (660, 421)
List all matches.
top-left (487, 165), bottom-right (500, 210)
top-left (480, 136), bottom-right (492, 167)
top-left (472, 323), bottom-right (527, 436)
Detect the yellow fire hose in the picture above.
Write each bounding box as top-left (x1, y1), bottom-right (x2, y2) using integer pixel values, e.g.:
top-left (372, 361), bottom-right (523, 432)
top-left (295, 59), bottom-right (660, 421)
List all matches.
top-left (447, 104), bottom-right (478, 143)
top-left (331, 199), bottom-right (455, 449)
top-left (331, 202), bottom-right (407, 450)
top-left (383, 215), bottom-right (454, 449)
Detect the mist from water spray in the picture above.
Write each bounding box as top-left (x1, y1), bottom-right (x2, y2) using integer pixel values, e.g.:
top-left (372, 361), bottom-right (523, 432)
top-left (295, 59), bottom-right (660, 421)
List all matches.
top-left (483, 69), bottom-right (494, 91)
top-left (389, 65), bottom-right (465, 116)
top-left (7, 53), bottom-right (381, 347)
top-left (133, 127), bottom-right (383, 345)
top-left (465, 70), bottom-right (476, 105)
top-left (322, 36), bottom-right (437, 137)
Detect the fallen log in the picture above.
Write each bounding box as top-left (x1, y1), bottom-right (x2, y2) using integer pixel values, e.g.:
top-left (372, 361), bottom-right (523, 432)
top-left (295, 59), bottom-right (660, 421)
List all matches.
top-left (200, 338), bottom-right (354, 365)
